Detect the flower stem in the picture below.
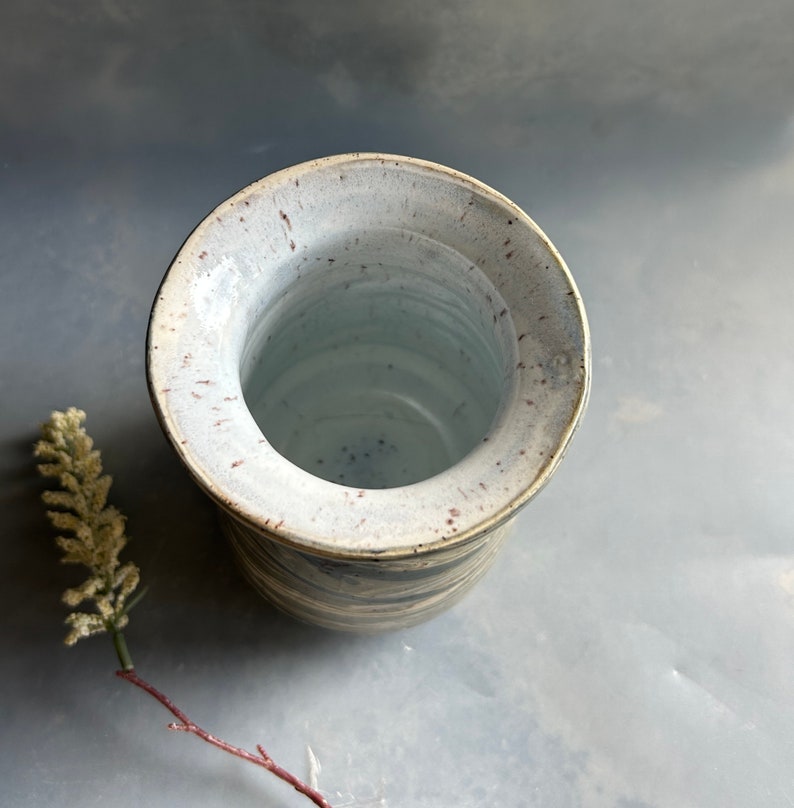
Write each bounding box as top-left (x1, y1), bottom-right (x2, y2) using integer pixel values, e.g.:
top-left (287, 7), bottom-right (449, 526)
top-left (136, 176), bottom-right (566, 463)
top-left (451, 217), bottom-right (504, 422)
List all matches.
top-left (112, 630), bottom-right (134, 671)
top-left (116, 668), bottom-right (333, 808)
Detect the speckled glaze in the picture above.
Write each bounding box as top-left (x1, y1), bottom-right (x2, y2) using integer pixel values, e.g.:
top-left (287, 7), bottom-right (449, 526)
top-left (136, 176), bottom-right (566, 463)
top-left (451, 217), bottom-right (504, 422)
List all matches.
top-left (146, 153), bottom-right (590, 632)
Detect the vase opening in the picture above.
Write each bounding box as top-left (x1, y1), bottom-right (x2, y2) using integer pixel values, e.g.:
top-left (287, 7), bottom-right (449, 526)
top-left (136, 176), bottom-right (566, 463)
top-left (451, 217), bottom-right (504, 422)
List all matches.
top-left (240, 227), bottom-right (517, 489)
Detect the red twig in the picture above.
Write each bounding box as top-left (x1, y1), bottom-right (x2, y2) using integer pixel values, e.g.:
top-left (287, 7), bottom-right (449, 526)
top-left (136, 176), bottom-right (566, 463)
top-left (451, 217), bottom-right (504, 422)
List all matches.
top-left (117, 668), bottom-right (333, 808)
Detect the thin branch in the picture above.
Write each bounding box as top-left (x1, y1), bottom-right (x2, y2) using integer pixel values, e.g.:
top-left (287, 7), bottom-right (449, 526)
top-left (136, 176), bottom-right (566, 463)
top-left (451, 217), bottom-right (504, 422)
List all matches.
top-left (117, 668), bottom-right (333, 808)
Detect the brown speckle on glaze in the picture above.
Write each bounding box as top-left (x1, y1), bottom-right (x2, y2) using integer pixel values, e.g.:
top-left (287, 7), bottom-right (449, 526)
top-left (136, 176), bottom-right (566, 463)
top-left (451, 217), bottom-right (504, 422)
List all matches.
top-left (231, 459), bottom-right (245, 468)
top-left (198, 251), bottom-right (208, 260)
top-left (279, 210), bottom-right (292, 230)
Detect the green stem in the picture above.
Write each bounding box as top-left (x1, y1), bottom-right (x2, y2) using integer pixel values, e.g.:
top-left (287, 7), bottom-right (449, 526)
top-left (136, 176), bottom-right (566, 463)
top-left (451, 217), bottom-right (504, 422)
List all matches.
top-left (112, 629), bottom-right (134, 671)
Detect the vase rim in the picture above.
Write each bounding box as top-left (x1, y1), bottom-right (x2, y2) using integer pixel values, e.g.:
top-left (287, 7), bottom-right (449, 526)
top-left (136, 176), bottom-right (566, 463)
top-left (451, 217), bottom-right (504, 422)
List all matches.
top-left (147, 152), bottom-right (591, 559)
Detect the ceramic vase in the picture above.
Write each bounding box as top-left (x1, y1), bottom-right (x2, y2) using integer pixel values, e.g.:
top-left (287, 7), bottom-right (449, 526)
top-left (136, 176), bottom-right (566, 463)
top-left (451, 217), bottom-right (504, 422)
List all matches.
top-left (147, 153), bottom-right (590, 631)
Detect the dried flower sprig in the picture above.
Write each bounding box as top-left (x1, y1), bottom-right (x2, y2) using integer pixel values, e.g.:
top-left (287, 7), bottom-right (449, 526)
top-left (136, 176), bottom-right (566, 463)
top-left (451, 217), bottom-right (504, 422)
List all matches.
top-left (35, 408), bottom-right (333, 808)
top-left (34, 407), bottom-right (141, 667)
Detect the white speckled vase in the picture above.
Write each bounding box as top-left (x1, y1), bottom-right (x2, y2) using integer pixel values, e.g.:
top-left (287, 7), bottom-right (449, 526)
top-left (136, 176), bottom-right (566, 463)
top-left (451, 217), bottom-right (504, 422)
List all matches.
top-left (147, 153), bottom-right (590, 632)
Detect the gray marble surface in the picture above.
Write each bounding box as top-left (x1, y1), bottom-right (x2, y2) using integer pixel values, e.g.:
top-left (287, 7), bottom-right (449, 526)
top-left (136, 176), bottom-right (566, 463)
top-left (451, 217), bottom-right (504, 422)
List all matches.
top-left (2, 2), bottom-right (794, 806)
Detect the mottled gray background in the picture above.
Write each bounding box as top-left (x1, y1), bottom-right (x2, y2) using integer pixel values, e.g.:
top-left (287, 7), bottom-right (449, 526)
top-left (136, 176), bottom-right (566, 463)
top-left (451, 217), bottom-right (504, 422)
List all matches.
top-left (2, 2), bottom-right (794, 806)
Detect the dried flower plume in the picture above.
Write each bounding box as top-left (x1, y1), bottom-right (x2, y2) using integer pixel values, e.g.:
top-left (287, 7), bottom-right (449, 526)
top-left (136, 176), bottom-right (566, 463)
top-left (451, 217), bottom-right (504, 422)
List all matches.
top-left (34, 408), bottom-right (140, 654)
